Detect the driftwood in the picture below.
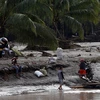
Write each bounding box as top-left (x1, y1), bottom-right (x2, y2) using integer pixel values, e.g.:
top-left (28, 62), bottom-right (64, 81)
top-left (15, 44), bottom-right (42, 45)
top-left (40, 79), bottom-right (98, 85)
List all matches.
top-left (42, 51), bottom-right (52, 57)
top-left (59, 39), bottom-right (81, 49)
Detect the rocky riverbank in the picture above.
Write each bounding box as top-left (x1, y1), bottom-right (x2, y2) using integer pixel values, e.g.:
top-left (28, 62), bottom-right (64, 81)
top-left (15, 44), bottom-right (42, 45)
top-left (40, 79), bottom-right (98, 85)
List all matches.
top-left (0, 42), bottom-right (100, 87)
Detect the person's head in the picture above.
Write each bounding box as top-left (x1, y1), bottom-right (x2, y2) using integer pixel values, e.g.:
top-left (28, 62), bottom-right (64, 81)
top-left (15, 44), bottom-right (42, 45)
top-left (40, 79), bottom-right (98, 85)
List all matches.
top-left (57, 66), bottom-right (63, 70)
top-left (1, 37), bottom-right (8, 44)
top-left (80, 59), bottom-right (85, 62)
top-left (15, 55), bottom-right (18, 59)
top-left (59, 66), bottom-right (63, 70)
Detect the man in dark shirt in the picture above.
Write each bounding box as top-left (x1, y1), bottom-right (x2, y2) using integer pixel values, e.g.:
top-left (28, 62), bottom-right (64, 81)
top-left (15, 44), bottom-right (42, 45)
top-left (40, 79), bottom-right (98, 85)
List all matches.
top-left (57, 66), bottom-right (65, 90)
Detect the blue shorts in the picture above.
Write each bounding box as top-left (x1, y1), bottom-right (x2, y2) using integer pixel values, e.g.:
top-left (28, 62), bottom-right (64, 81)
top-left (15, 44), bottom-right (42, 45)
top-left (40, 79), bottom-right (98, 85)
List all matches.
top-left (59, 79), bottom-right (63, 85)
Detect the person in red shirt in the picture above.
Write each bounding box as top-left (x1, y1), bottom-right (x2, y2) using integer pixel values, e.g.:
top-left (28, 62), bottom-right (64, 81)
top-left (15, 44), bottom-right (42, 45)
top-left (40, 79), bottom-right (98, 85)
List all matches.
top-left (79, 59), bottom-right (86, 76)
top-left (78, 59), bottom-right (91, 82)
top-left (11, 56), bottom-right (22, 78)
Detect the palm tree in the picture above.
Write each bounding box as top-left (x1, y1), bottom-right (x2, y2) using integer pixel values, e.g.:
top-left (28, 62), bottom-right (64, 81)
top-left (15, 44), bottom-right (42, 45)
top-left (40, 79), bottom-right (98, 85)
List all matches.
top-left (0, 0), bottom-right (58, 50)
top-left (34, 0), bottom-right (100, 41)
top-left (70, 0), bottom-right (100, 36)
top-left (57, 0), bottom-right (100, 40)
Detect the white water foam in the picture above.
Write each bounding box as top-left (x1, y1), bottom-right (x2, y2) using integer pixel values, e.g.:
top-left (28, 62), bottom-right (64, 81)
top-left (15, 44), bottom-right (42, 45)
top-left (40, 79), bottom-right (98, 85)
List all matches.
top-left (1, 85), bottom-right (100, 96)
top-left (0, 85), bottom-right (70, 96)
top-left (64, 89), bottom-right (100, 94)
top-left (0, 85), bottom-right (100, 96)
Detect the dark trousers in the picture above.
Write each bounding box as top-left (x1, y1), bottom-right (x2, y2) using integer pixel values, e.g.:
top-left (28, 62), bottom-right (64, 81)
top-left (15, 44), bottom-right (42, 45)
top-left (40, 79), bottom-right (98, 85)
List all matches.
top-left (0, 50), bottom-right (2, 58)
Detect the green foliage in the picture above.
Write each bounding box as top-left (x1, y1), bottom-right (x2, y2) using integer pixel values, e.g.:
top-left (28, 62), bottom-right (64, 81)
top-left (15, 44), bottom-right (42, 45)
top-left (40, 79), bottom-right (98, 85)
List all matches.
top-left (0, 0), bottom-right (58, 50)
top-left (25, 13), bottom-right (45, 25)
top-left (24, 0), bottom-right (99, 41)
top-left (68, 0), bottom-right (100, 24)
top-left (0, 0), bottom-right (100, 49)
top-left (6, 13), bottom-right (37, 35)
top-left (31, 0), bottom-right (53, 25)
top-left (64, 16), bottom-right (84, 40)
top-left (51, 0), bottom-right (100, 40)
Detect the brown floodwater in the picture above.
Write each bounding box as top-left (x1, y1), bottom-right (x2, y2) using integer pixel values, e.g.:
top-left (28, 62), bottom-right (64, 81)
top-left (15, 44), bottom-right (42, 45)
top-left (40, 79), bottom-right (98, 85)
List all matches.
top-left (0, 90), bottom-right (100, 100)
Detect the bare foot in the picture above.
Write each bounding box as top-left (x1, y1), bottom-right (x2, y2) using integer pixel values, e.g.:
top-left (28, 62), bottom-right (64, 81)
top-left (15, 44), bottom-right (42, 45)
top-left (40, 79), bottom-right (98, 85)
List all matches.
top-left (58, 87), bottom-right (62, 90)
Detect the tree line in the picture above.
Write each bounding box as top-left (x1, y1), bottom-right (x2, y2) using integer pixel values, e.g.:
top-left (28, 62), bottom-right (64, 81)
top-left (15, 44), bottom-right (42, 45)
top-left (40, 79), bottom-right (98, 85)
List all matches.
top-left (0, 0), bottom-right (100, 49)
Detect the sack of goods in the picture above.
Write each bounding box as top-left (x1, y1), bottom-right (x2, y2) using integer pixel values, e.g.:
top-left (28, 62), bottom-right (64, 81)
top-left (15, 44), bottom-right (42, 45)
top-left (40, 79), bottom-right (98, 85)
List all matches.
top-left (48, 57), bottom-right (57, 64)
top-left (34, 70), bottom-right (44, 77)
top-left (40, 67), bottom-right (48, 76)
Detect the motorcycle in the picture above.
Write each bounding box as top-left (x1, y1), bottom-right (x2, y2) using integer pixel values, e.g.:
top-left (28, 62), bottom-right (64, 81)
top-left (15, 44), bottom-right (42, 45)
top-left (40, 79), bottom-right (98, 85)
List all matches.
top-left (85, 62), bottom-right (94, 81)
top-left (78, 61), bottom-right (94, 82)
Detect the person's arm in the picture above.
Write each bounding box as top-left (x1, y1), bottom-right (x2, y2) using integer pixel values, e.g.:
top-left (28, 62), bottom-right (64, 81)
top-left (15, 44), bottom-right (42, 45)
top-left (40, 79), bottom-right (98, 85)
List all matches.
top-left (61, 71), bottom-right (65, 80)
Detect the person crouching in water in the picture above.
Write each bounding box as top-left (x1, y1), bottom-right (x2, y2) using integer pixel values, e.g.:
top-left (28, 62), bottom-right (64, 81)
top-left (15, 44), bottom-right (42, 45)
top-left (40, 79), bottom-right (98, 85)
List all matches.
top-left (78, 59), bottom-right (91, 82)
top-left (57, 66), bottom-right (65, 90)
top-left (11, 56), bottom-right (22, 78)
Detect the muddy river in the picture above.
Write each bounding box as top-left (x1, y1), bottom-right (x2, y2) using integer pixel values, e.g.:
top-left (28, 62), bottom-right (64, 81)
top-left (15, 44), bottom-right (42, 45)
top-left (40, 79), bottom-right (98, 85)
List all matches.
top-left (0, 85), bottom-right (100, 100)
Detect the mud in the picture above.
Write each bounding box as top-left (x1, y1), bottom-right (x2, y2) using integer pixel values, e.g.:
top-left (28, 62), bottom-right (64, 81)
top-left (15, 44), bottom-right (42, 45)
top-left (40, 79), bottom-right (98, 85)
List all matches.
top-left (0, 42), bottom-right (100, 87)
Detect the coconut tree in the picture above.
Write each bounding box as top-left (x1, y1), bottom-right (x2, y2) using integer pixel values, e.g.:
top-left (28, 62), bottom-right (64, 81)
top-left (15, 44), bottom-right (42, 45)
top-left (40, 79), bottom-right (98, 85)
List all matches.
top-left (68, 0), bottom-right (100, 37)
top-left (56, 0), bottom-right (100, 40)
top-left (0, 0), bottom-right (58, 50)
top-left (34, 0), bottom-right (100, 41)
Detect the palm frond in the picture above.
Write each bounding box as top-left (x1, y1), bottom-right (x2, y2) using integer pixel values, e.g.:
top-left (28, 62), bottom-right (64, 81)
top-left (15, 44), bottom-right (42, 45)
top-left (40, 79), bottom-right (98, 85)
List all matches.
top-left (13, 0), bottom-right (37, 13)
top-left (0, 0), bottom-right (7, 17)
top-left (25, 13), bottom-right (45, 25)
top-left (5, 12), bottom-right (58, 49)
top-left (70, 0), bottom-right (92, 10)
top-left (67, 9), bottom-right (99, 24)
top-left (8, 22), bottom-right (58, 50)
top-left (34, 23), bottom-right (58, 49)
top-left (67, 0), bottom-right (100, 24)
top-left (55, 0), bottom-right (70, 11)
top-left (6, 13), bottom-right (37, 35)
top-left (32, 1), bottom-right (53, 23)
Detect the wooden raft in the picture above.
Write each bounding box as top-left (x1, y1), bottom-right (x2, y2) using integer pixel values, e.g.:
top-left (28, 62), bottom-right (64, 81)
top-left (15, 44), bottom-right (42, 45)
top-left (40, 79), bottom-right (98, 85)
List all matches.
top-left (82, 82), bottom-right (100, 88)
top-left (71, 82), bottom-right (100, 89)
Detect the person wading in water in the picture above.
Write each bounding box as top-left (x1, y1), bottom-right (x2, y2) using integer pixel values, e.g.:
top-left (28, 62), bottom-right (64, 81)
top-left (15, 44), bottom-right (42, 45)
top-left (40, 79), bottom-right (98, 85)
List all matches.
top-left (57, 66), bottom-right (65, 90)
